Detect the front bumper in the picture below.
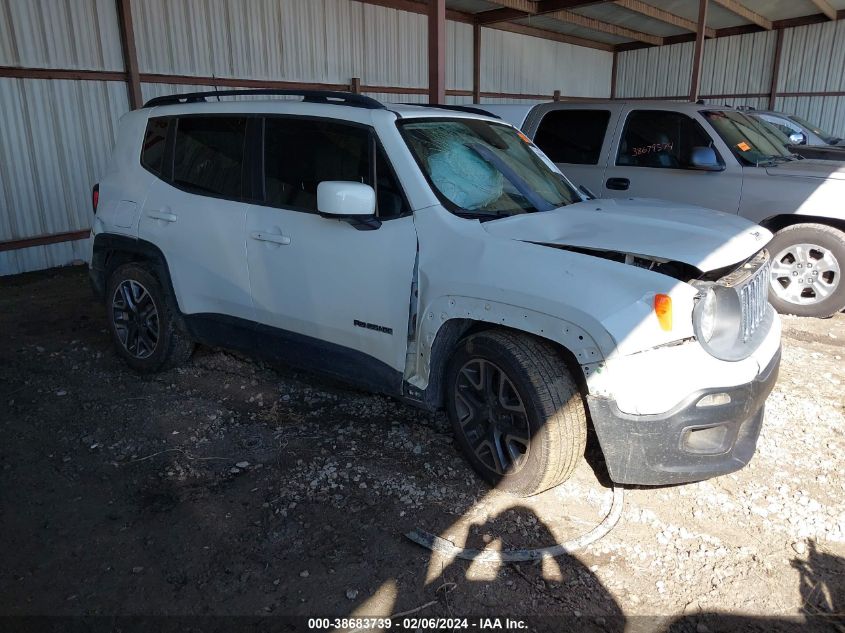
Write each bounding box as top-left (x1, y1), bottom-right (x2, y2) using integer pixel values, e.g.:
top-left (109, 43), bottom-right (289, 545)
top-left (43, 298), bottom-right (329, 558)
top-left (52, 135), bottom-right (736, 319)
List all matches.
top-left (586, 346), bottom-right (781, 486)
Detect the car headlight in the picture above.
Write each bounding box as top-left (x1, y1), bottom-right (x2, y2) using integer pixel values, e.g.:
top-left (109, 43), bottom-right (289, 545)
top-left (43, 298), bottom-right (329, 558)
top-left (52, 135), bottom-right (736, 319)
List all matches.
top-left (697, 287), bottom-right (717, 343)
top-left (692, 280), bottom-right (771, 361)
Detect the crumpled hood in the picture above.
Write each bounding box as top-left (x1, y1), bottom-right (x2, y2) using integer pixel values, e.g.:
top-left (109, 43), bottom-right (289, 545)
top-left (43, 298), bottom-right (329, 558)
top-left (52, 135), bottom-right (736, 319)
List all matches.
top-left (482, 198), bottom-right (771, 272)
top-left (765, 159), bottom-right (845, 180)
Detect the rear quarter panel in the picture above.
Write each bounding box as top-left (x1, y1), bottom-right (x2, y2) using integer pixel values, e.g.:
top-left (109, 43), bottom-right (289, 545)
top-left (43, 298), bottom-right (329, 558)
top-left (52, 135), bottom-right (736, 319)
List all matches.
top-left (92, 110), bottom-right (156, 245)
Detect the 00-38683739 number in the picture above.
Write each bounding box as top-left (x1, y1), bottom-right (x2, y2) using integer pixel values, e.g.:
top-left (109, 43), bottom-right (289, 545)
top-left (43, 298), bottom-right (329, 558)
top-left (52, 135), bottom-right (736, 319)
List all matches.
top-left (307, 618), bottom-right (392, 630)
top-left (307, 617), bottom-right (472, 630)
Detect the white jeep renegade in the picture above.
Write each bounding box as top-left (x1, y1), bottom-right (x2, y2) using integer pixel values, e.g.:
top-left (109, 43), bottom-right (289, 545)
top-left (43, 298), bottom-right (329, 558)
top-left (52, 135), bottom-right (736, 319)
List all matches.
top-left (88, 90), bottom-right (781, 495)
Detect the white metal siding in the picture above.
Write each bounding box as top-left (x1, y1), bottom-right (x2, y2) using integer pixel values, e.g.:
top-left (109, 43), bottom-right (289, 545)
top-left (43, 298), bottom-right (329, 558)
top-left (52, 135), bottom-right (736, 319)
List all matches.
top-left (0, 0), bottom-right (124, 70)
top-left (481, 28), bottom-right (613, 98)
top-left (616, 41), bottom-right (694, 99)
top-left (0, 78), bottom-right (128, 274)
top-left (616, 32), bottom-right (775, 100)
top-left (616, 22), bottom-right (845, 138)
top-left (133, 0), bottom-right (474, 93)
top-left (447, 20), bottom-right (473, 92)
top-left (701, 31), bottom-right (776, 98)
top-left (777, 20), bottom-right (845, 137)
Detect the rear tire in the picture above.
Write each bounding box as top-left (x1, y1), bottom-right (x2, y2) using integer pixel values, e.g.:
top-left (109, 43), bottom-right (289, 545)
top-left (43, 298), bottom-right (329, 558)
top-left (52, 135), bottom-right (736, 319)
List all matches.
top-left (445, 330), bottom-right (587, 497)
top-left (767, 223), bottom-right (845, 318)
top-left (106, 263), bottom-right (194, 373)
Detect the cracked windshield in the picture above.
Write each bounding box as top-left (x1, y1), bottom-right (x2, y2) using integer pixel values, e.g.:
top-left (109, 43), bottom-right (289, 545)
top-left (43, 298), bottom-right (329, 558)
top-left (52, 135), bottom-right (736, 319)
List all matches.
top-left (400, 119), bottom-right (581, 218)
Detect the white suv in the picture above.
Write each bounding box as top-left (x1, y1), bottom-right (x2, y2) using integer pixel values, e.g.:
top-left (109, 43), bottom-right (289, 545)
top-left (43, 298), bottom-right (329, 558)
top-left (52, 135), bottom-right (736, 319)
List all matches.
top-left (88, 90), bottom-right (781, 495)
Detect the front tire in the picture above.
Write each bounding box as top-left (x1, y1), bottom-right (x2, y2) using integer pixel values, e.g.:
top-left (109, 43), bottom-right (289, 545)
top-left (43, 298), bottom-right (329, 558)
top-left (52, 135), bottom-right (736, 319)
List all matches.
top-left (768, 223), bottom-right (845, 318)
top-left (445, 330), bottom-right (587, 497)
top-left (106, 263), bottom-right (194, 373)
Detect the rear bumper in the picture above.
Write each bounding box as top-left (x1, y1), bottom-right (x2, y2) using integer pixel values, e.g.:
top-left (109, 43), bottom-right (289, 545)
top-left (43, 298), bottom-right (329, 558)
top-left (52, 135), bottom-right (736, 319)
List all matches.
top-left (586, 346), bottom-right (780, 486)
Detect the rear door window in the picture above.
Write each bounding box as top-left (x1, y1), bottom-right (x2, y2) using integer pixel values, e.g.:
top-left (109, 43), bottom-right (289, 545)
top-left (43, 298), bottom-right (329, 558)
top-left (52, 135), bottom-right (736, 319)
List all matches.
top-left (617, 110), bottom-right (714, 169)
top-left (140, 117), bottom-right (170, 176)
top-left (173, 116), bottom-right (247, 198)
top-left (263, 117), bottom-right (408, 218)
top-left (534, 109), bottom-right (611, 165)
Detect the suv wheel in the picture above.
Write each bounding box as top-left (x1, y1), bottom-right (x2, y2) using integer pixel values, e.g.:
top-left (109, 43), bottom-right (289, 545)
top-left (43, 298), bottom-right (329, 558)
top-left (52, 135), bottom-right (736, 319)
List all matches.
top-left (445, 331), bottom-right (587, 496)
top-left (768, 223), bottom-right (845, 318)
top-left (106, 263), bottom-right (194, 373)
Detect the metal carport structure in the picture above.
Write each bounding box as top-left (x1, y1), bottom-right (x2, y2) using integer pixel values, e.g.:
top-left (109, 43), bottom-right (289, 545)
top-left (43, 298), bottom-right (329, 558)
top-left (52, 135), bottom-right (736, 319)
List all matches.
top-left (1, 0), bottom-right (844, 273)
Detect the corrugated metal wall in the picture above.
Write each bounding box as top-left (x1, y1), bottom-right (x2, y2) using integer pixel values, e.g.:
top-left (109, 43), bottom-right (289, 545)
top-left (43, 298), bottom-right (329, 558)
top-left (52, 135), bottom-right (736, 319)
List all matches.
top-left (479, 28), bottom-right (612, 103)
top-left (775, 19), bottom-right (845, 140)
top-left (616, 21), bottom-right (845, 139)
top-left (0, 0), bottom-right (611, 275)
top-left (0, 0), bottom-right (128, 275)
top-left (616, 30), bottom-right (775, 103)
top-left (0, 0), bottom-right (124, 70)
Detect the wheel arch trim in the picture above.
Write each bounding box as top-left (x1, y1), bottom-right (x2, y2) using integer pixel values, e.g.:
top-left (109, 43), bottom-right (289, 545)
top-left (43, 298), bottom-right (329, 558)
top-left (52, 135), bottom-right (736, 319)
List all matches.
top-left (404, 296), bottom-right (609, 409)
top-left (92, 233), bottom-right (182, 314)
top-left (759, 214), bottom-right (845, 235)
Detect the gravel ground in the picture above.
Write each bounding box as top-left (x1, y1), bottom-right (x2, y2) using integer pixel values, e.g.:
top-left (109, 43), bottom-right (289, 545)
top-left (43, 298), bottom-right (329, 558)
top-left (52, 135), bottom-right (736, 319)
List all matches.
top-left (1, 266), bottom-right (843, 632)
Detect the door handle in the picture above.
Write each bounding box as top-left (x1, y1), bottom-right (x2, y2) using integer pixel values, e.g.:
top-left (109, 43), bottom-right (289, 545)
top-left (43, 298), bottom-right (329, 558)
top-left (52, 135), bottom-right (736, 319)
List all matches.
top-left (250, 231), bottom-right (291, 245)
top-left (146, 209), bottom-right (178, 222)
top-left (605, 177), bottom-right (630, 191)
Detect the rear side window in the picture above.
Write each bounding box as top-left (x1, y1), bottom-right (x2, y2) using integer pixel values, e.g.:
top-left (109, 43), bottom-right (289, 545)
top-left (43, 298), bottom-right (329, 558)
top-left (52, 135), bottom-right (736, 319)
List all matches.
top-left (263, 118), bottom-right (408, 218)
top-left (140, 117), bottom-right (170, 176)
top-left (757, 114), bottom-right (800, 137)
top-left (534, 109), bottom-right (611, 165)
top-left (617, 110), bottom-right (714, 169)
top-left (173, 116), bottom-right (247, 198)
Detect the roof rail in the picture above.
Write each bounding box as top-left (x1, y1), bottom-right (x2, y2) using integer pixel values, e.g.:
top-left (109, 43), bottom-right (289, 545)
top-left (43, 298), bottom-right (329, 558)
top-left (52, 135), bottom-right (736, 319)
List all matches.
top-left (403, 103), bottom-right (501, 119)
top-left (143, 89), bottom-right (385, 110)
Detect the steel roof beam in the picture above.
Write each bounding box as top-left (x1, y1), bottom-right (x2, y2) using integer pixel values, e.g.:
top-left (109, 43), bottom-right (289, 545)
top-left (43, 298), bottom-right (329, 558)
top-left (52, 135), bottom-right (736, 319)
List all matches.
top-left (711, 0), bottom-right (772, 30)
top-left (475, 0), bottom-right (613, 25)
top-left (614, 0), bottom-right (716, 37)
top-left (809, 0), bottom-right (837, 21)
top-left (548, 9), bottom-right (664, 45)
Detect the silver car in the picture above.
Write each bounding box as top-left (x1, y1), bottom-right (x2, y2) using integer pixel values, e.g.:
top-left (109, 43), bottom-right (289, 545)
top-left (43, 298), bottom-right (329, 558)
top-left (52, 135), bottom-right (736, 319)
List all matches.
top-left (482, 100), bottom-right (845, 318)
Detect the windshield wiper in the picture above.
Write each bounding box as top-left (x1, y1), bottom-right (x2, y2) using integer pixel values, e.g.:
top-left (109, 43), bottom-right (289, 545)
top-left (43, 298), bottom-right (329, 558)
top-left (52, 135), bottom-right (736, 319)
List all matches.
top-left (454, 210), bottom-right (508, 221)
top-left (755, 155), bottom-right (785, 167)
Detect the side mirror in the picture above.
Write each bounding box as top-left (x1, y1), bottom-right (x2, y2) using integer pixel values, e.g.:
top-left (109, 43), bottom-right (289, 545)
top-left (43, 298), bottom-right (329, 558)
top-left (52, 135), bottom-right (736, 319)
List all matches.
top-left (788, 132), bottom-right (807, 145)
top-left (689, 146), bottom-right (724, 172)
top-left (317, 181), bottom-right (376, 217)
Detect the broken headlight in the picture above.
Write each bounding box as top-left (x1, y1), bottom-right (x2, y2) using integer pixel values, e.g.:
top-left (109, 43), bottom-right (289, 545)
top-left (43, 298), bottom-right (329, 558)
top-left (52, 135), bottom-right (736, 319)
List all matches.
top-left (696, 287), bottom-right (717, 343)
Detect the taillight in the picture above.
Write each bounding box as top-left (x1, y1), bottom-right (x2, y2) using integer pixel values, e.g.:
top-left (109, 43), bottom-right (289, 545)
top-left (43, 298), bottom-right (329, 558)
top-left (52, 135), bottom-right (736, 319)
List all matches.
top-left (92, 184), bottom-right (99, 214)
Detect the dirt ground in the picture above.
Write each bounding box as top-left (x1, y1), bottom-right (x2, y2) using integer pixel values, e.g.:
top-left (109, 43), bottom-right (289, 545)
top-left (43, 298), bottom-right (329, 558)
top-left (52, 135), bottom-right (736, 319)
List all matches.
top-left (1, 266), bottom-right (843, 632)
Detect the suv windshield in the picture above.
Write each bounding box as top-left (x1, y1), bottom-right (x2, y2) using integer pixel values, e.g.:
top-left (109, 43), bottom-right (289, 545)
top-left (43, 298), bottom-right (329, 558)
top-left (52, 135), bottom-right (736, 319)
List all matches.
top-left (789, 114), bottom-right (839, 144)
top-left (399, 119), bottom-right (580, 218)
top-left (703, 110), bottom-right (793, 166)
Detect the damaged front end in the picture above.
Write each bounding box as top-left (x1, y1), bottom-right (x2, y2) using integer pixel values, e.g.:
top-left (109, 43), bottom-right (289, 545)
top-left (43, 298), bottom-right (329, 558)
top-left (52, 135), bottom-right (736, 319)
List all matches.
top-left (533, 242), bottom-right (702, 283)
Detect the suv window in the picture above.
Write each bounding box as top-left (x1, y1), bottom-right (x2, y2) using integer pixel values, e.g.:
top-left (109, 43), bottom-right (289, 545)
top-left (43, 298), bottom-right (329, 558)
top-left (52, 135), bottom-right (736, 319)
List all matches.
top-left (534, 109), bottom-right (611, 165)
top-left (173, 116), bottom-right (247, 198)
top-left (141, 117), bottom-right (170, 176)
top-left (757, 114), bottom-right (801, 137)
top-left (617, 110), bottom-right (715, 169)
top-left (263, 118), bottom-right (407, 218)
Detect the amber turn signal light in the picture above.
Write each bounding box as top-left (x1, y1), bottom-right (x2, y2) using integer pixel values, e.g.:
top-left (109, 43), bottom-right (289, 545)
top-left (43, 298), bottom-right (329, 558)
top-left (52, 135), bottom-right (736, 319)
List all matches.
top-left (654, 293), bottom-right (672, 331)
